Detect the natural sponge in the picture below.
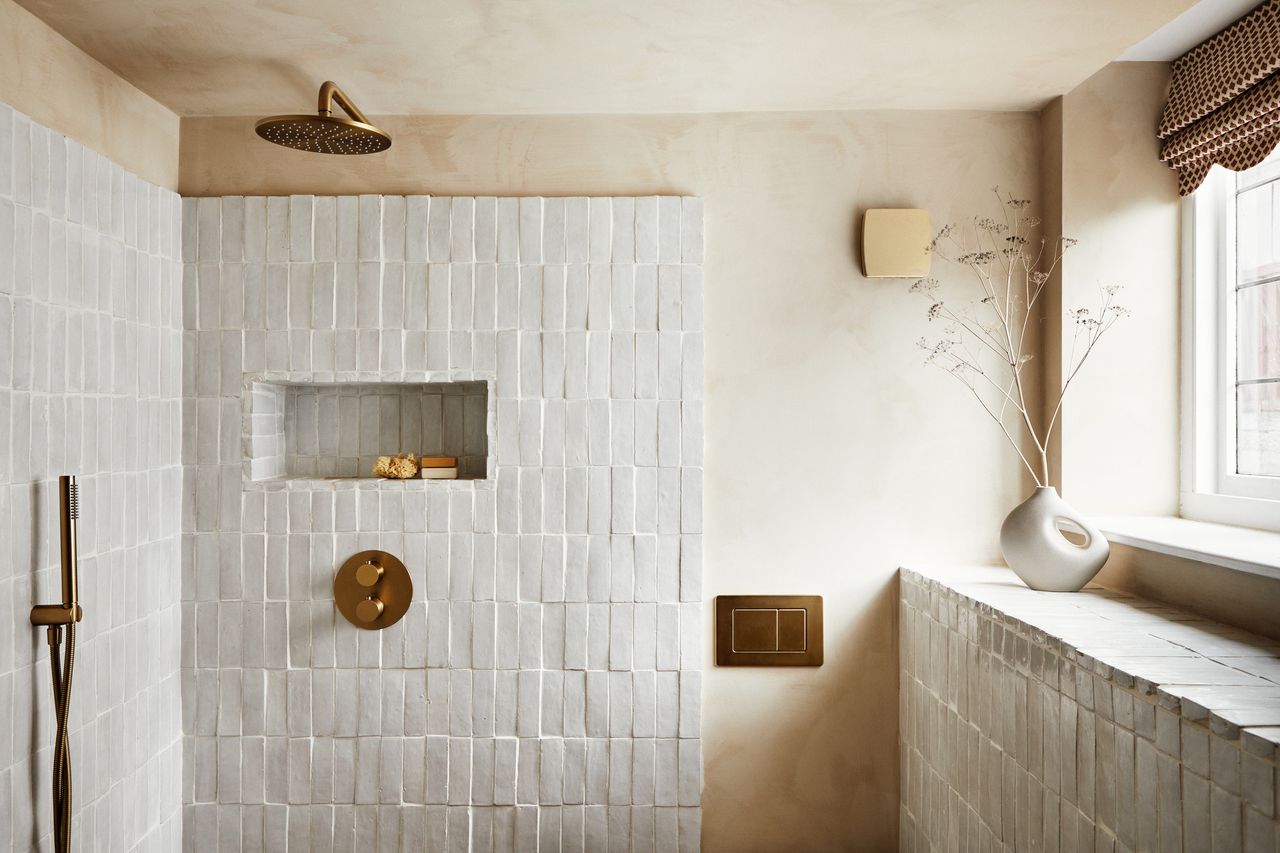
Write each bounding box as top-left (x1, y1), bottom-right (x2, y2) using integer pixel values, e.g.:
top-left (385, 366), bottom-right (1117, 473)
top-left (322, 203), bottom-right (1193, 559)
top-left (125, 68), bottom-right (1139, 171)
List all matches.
top-left (373, 453), bottom-right (418, 479)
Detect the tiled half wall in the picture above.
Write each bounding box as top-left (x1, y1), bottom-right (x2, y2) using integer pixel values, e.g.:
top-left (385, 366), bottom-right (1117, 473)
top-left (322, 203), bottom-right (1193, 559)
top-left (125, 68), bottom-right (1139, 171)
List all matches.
top-left (900, 567), bottom-right (1280, 853)
top-left (181, 194), bottom-right (705, 851)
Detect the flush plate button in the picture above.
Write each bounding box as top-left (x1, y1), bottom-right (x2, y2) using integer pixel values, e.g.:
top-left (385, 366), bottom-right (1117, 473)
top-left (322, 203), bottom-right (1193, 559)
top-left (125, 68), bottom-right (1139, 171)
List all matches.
top-left (716, 596), bottom-right (823, 666)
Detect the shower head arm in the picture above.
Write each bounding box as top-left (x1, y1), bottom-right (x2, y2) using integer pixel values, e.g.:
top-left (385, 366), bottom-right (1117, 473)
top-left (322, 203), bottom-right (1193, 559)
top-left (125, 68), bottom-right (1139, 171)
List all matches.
top-left (318, 81), bottom-right (373, 125)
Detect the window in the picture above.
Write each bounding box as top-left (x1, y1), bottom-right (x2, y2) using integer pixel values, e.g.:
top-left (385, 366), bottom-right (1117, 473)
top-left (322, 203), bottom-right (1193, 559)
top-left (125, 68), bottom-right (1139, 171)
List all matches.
top-left (1183, 152), bottom-right (1280, 531)
top-left (1235, 160), bottom-right (1280, 480)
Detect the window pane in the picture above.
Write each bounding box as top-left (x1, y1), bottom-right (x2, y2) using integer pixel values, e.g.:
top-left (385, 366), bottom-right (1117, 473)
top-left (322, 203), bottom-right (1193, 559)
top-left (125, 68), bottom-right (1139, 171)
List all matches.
top-left (1236, 181), bottom-right (1280, 285)
top-left (1237, 280), bottom-right (1280, 382)
top-left (1237, 154), bottom-right (1280, 188)
top-left (1237, 381), bottom-right (1280, 476)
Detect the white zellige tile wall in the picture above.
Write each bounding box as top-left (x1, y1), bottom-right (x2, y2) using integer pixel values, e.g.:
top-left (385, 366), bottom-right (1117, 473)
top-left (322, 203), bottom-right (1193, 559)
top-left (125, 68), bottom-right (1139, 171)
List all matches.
top-left (900, 568), bottom-right (1280, 853)
top-left (181, 194), bottom-right (705, 851)
top-left (0, 101), bottom-right (186, 851)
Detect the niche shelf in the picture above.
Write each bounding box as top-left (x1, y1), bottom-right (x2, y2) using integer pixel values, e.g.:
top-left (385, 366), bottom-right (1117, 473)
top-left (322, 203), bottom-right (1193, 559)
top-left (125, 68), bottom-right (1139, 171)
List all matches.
top-left (244, 377), bottom-right (490, 484)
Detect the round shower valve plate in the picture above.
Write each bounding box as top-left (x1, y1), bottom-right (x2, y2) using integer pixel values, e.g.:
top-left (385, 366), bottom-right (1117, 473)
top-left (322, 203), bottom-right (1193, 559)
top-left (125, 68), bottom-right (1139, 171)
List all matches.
top-left (334, 550), bottom-right (412, 630)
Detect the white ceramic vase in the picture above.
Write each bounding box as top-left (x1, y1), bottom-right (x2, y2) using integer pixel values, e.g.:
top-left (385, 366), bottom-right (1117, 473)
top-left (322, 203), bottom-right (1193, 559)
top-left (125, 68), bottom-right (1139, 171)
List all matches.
top-left (999, 487), bottom-right (1110, 592)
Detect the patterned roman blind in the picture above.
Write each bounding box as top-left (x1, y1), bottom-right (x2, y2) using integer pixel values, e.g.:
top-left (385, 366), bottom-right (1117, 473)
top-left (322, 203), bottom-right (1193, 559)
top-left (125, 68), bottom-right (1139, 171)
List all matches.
top-left (1159, 0), bottom-right (1280, 195)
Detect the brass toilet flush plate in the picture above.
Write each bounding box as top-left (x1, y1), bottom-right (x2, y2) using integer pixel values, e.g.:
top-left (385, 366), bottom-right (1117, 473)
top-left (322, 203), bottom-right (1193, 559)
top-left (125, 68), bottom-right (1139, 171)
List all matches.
top-left (334, 550), bottom-right (412, 630)
top-left (715, 595), bottom-right (823, 666)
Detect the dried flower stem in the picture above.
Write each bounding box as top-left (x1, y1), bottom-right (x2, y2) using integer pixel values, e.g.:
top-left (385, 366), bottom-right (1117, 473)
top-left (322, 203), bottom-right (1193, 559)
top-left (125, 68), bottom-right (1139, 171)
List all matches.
top-left (911, 190), bottom-right (1129, 488)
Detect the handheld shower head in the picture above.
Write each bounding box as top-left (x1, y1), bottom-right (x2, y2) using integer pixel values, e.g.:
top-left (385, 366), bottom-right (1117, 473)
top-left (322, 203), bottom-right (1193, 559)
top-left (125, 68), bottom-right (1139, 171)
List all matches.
top-left (31, 475), bottom-right (83, 626)
top-left (255, 81), bottom-right (391, 155)
top-left (59, 475), bottom-right (79, 611)
top-left (40, 474), bottom-right (82, 853)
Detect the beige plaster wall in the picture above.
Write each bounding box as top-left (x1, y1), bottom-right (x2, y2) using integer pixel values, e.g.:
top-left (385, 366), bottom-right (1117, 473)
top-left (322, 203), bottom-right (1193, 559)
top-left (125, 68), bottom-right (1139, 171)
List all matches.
top-left (182, 109), bottom-right (1038, 850)
top-left (1048, 62), bottom-right (1182, 515)
top-left (0, 0), bottom-right (178, 188)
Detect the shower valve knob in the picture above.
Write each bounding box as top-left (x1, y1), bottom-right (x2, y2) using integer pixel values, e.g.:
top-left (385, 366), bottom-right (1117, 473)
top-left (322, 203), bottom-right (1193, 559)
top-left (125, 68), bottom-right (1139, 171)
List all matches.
top-left (355, 561), bottom-right (383, 587)
top-left (356, 597), bottom-right (385, 623)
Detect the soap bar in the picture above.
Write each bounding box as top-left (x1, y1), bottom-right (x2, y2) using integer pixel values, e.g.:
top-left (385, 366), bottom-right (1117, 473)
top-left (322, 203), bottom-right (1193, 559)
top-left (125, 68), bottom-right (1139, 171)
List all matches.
top-left (419, 456), bottom-right (458, 469)
top-left (420, 467), bottom-right (458, 480)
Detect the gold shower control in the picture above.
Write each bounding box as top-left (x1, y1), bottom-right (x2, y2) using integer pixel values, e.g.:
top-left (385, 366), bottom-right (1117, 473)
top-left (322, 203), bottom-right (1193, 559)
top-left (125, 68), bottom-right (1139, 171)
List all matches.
top-left (355, 597), bottom-right (385, 623)
top-left (334, 550), bottom-right (411, 630)
top-left (355, 562), bottom-right (383, 587)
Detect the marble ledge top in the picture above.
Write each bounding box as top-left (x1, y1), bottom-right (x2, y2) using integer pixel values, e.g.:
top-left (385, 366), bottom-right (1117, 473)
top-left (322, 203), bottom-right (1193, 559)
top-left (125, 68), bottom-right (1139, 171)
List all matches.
top-left (901, 564), bottom-right (1280, 757)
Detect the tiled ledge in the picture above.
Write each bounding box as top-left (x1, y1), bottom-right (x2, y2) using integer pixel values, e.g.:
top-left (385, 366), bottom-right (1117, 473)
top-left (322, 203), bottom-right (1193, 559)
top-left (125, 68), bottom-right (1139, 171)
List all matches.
top-left (902, 565), bottom-right (1280, 757)
top-left (900, 566), bottom-right (1280, 852)
top-left (243, 476), bottom-right (495, 491)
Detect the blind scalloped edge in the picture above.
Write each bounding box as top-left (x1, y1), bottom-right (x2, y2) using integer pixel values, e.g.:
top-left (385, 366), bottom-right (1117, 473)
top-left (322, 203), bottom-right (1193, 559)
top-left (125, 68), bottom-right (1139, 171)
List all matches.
top-left (1158, 0), bottom-right (1280, 195)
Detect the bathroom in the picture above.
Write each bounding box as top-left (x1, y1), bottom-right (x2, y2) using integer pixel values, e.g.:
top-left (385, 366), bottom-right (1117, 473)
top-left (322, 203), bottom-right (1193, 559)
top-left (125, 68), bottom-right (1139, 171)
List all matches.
top-left (1, 0), bottom-right (1279, 850)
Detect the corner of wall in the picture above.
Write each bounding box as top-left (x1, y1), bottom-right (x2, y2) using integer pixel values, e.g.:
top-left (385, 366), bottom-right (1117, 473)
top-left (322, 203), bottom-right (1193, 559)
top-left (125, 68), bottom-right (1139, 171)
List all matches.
top-left (1040, 62), bottom-right (1181, 516)
top-left (1038, 96), bottom-right (1065, 492)
top-left (0, 0), bottom-right (180, 189)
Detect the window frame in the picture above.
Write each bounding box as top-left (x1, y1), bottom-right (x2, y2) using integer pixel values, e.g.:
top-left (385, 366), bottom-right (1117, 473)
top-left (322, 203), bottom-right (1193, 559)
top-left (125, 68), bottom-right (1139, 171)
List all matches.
top-left (1182, 163), bottom-right (1280, 532)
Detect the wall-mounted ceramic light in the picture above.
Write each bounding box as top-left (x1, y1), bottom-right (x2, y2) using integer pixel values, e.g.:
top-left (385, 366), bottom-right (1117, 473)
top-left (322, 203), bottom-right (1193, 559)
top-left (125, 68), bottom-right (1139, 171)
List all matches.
top-left (861, 208), bottom-right (931, 278)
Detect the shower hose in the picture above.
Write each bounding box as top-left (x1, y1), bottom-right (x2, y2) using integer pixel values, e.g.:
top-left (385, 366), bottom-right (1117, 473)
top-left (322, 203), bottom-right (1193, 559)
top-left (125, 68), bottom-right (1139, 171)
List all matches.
top-left (47, 623), bottom-right (75, 853)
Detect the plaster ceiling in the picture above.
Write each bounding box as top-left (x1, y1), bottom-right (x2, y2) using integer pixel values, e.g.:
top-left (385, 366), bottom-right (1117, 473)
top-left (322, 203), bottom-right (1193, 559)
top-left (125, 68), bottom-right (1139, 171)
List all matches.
top-left (17, 0), bottom-right (1198, 117)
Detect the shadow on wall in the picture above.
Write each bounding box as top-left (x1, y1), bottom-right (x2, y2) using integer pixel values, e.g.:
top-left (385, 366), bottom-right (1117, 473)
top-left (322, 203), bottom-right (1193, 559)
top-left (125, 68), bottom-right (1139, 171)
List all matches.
top-left (704, 575), bottom-right (900, 853)
top-left (1098, 544), bottom-right (1280, 641)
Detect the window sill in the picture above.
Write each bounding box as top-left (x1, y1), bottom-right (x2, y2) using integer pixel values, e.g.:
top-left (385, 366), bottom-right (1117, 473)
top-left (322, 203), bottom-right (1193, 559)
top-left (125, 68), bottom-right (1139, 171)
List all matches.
top-left (1096, 515), bottom-right (1280, 582)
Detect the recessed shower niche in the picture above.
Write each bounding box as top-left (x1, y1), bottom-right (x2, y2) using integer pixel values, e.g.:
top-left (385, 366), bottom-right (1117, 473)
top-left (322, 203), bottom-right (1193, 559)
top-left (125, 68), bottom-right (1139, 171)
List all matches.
top-left (244, 377), bottom-right (490, 482)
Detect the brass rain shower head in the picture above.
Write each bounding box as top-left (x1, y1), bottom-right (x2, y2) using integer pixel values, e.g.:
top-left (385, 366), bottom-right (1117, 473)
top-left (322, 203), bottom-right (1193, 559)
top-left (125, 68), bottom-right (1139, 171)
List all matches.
top-left (255, 80), bottom-right (391, 155)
